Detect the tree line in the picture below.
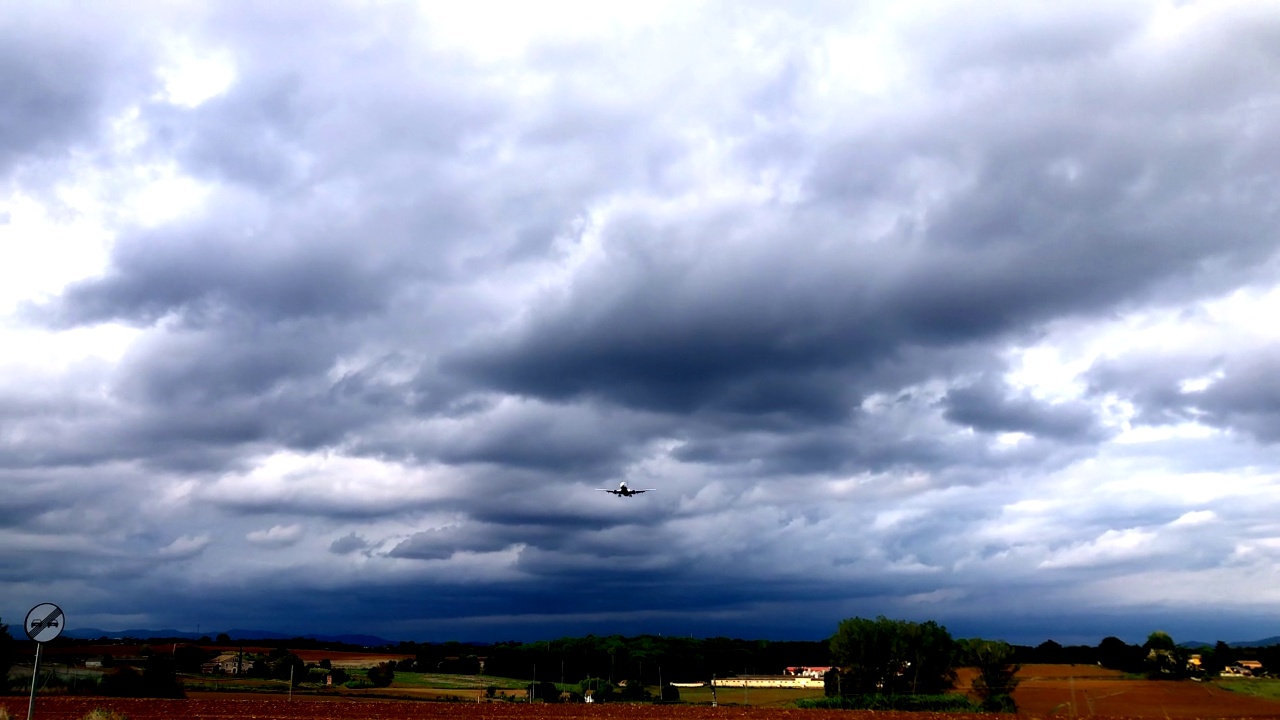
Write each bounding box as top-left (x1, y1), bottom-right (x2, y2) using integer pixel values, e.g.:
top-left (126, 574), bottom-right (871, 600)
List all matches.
top-left (401, 635), bottom-right (832, 685)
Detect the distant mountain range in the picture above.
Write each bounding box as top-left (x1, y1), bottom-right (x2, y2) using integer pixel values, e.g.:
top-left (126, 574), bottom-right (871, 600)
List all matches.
top-left (64, 628), bottom-right (397, 647)
top-left (61, 628), bottom-right (1280, 649)
top-left (1180, 637), bottom-right (1280, 649)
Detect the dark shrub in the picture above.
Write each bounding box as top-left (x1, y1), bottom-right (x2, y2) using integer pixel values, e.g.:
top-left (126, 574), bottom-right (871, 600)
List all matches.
top-left (366, 661), bottom-right (395, 688)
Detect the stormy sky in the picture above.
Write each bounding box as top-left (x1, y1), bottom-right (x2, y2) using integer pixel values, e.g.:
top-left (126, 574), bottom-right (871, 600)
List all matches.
top-left (3, 0), bottom-right (1280, 646)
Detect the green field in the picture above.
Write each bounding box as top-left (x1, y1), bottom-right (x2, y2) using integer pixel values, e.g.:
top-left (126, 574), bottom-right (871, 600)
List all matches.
top-left (383, 672), bottom-right (530, 691)
top-left (1215, 678), bottom-right (1280, 701)
top-left (667, 685), bottom-right (825, 707)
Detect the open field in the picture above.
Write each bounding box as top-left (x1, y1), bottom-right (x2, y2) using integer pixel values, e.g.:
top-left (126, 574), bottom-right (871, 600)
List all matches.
top-left (0, 697), bottom-right (968, 720)
top-left (8, 663), bottom-right (1280, 719)
top-left (676, 685), bottom-right (825, 706)
top-left (1216, 678), bottom-right (1280, 702)
top-left (1006, 665), bottom-right (1280, 719)
top-left (7, 694), bottom-right (1280, 720)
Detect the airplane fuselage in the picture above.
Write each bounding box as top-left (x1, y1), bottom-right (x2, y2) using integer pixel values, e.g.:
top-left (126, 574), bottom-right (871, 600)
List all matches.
top-left (599, 481), bottom-right (652, 496)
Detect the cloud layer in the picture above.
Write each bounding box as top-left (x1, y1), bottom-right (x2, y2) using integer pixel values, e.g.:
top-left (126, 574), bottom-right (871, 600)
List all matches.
top-left (2, 0), bottom-right (1280, 645)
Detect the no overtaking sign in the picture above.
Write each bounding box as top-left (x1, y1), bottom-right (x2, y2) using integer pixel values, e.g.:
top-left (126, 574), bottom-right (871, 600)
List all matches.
top-left (24, 603), bottom-right (63, 643)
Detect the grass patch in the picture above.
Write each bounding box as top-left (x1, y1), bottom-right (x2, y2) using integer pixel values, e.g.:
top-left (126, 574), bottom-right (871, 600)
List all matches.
top-left (180, 676), bottom-right (299, 693)
top-left (796, 693), bottom-right (979, 711)
top-left (386, 673), bottom-right (529, 690)
top-left (80, 711), bottom-right (129, 720)
top-left (675, 685), bottom-right (826, 707)
top-left (1215, 678), bottom-right (1280, 701)
top-left (182, 671), bottom-right (534, 696)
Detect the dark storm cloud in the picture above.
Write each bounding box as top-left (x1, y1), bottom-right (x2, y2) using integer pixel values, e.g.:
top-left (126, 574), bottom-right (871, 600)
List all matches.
top-left (328, 533), bottom-right (368, 555)
top-left (450, 99), bottom-right (1280, 424)
top-left (46, 222), bottom-right (395, 327)
top-left (1091, 345), bottom-right (1280, 443)
top-left (1189, 355), bottom-right (1280, 442)
top-left (6, 0), bottom-right (1280, 645)
top-left (440, 3), bottom-right (1280, 432)
top-left (943, 376), bottom-right (1104, 442)
top-left (0, 4), bottom-right (157, 178)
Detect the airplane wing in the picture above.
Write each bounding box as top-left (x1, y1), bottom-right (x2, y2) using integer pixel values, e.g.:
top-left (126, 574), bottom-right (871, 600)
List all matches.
top-left (631, 489), bottom-right (654, 493)
top-left (597, 489), bottom-right (621, 494)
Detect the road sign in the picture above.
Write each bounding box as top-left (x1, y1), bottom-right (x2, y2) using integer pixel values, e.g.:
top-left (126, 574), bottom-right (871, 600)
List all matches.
top-left (24, 603), bottom-right (64, 643)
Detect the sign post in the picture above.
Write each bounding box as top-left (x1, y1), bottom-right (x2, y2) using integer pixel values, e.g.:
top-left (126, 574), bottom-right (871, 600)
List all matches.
top-left (24, 603), bottom-right (64, 720)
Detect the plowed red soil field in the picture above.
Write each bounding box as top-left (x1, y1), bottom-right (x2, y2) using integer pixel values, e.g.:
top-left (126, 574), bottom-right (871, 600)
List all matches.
top-left (1009, 666), bottom-right (1280, 718)
top-left (3, 698), bottom-right (969, 720)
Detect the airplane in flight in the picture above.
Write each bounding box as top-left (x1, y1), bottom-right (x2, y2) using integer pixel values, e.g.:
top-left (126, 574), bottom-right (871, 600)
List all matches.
top-left (598, 481), bottom-right (654, 497)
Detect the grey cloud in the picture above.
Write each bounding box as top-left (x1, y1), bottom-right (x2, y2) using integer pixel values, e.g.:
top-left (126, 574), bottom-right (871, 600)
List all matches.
top-left (0, 4), bottom-right (158, 178)
top-left (943, 376), bottom-right (1104, 442)
top-left (432, 402), bottom-right (663, 474)
top-left (40, 212), bottom-right (405, 328)
top-left (389, 524), bottom-right (517, 561)
top-left (449, 87), bottom-right (1280, 420)
top-left (156, 534), bottom-right (212, 560)
top-left (1191, 357), bottom-right (1280, 442)
top-left (1092, 346), bottom-right (1280, 443)
top-left (5, 0), bottom-right (1280, 645)
top-left (913, 4), bottom-right (1146, 74)
top-left (245, 524), bottom-right (303, 548)
top-left (328, 533), bottom-right (368, 555)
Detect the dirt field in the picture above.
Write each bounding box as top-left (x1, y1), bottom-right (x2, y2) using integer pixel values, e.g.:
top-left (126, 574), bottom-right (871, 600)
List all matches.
top-left (1007, 665), bottom-right (1280, 719)
top-left (0, 698), bottom-right (959, 720)
top-left (7, 694), bottom-right (1280, 720)
top-left (7, 664), bottom-right (1280, 720)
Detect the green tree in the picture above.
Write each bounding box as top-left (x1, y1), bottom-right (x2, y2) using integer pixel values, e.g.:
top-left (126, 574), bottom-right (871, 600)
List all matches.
top-left (173, 645), bottom-right (214, 673)
top-left (830, 616), bottom-right (956, 695)
top-left (0, 617), bottom-right (14, 687)
top-left (1210, 641), bottom-right (1233, 674)
top-left (582, 678), bottom-right (614, 702)
top-left (247, 657), bottom-right (269, 678)
top-left (271, 652), bottom-right (307, 686)
top-left (968, 640), bottom-right (1020, 712)
top-left (824, 668), bottom-right (843, 697)
top-left (366, 661), bottom-right (396, 688)
top-left (102, 655), bottom-right (184, 698)
top-left (526, 680), bottom-right (559, 702)
top-left (1143, 631), bottom-right (1184, 679)
top-left (618, 677), bottom-right (649, 700)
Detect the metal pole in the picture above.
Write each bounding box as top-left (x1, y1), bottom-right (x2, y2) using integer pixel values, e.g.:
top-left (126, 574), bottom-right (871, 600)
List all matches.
top-left (27, 642), bottom-right (42, 720)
